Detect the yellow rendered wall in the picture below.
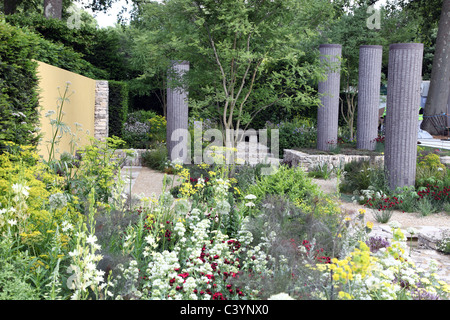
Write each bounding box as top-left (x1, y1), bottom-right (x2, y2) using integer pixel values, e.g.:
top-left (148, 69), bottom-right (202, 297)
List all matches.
top-left (36, 61), bottom-right (96, 160)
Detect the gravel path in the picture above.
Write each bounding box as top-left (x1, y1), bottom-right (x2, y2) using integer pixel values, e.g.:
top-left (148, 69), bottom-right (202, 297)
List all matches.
top-left (122, 166), bottom-right (180, 199)
top-left (312, 177), bottom-right (450, 229)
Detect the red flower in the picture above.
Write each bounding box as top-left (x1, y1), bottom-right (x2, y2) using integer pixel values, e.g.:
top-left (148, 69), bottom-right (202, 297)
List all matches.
top-left (212, 292), bottom-right (225, 300)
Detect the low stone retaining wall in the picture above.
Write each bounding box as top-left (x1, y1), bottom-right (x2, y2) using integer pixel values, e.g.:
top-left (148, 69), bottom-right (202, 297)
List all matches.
top-left (283, 149), bottom-right (384, 171)
top-left (114, 149), bottom-right (148, 166)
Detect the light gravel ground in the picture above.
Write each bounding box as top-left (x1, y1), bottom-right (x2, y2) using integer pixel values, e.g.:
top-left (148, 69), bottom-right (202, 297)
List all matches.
top-left (312, 177), bottom-right (450, 229)
top-left (127, 166), bottom-right (181, 199)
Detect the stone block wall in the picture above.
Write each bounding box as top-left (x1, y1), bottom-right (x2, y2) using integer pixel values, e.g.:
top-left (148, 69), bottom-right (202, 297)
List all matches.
top-left (94, 80), bottom-right (109, 141)
top-left (114, 149), bottom-right (148, 166)
top-left (283, 149), bottom-right (384, 171)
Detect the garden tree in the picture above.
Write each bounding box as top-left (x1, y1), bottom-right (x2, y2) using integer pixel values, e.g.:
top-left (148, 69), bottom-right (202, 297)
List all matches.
top-left (129, 0), bottom-right (334, 147)
top-left (126, 2), bottom-right (179, 116)
top-left (1, 0), bottom-right (124, 17)
top-left (417, 0), bottom-right (450, 134)
top-left (44, 0), bottom-right (62, 19)
top-left (4, 11), bottom-right (131, 80)
top-left (2, 0), bottom-right (73, 15)
top-left (3, 0), bottom-right (22, 14)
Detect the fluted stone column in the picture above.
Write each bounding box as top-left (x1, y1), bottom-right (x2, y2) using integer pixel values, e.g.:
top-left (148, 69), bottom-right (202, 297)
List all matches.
top-left (357, 45), bottom-right (383, 150)
top-left (317, 44), bottom-right (342, 151)
top-left (385, 43), bottom-right (423, 190)
top-left (167, 60), bottom-right (189, 163)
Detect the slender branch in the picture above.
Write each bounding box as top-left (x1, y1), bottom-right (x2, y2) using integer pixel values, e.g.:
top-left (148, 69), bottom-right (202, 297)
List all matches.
top-left (228, 32), bottom-right (254, 130)
top-left (234, 58), bottom-right (263, 141)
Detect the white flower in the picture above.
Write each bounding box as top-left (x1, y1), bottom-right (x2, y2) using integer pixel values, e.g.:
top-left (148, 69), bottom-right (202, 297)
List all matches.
top-left (45, 110), bottom-right (56, 117)
top-left (7, 219), bottom-right (17, 226)
top-left (389, 221), bottom-right (401, 229)
top-left (11, 183), bottom-right (30, 197)
top-left (49, 193), bottom-right (67, 210)
top-left (268, 292), bottom-right (295, 300)
top-left (244, 194), bottom-right (257, 200)
top-left (145, 235), bottom-right (158, 248)
top-left (245, 201), bottom-right (255, 207)
top-left (216, 199), bottom-right (231, 215)
top-left (86, 235), bottom-right (97, 245)
top-left (407, 227), bottom-right (418, 235)
top-left (62, 221), bottom-right (74, 232)
top-left (69, 249), bottom-right (79, 257)
top-left (86, 261), bottom-right (97, 272)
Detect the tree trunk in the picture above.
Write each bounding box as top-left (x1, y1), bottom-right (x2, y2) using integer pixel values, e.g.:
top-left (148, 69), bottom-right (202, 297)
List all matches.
top-left (385, 43), bottom-right (423, 190)
top-left (3, 0), bottom-right (21, 14)
top-left (357, 45), bottom-right (383, 150)
top-left (317, 44), bottom-right (342, 151)
top-left (43, 0), bottom-right (62, 19)
top-left (166, 60), bottom-right (189, 163)
top-left (421, 0), bottom-right (450, 134)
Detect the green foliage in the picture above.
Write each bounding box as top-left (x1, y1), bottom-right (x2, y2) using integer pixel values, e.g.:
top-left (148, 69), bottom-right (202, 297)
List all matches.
top-left (147, 114), bottom-right (167, 145)
top-left (121, 110), bottom-right (154, 148)
top-left (340, 160), bottom-right (388, 195)
top-left (33, 32), bottom-right (108, 79)
top-left (141, 145), bottom-right (168, 172)
top-left (129, 0), bottom-right (333, 132)
top-left (394, 186), bottom-right (419, 213)
top-left (416, 153), bottom-right (447, 187)
top-left (4, 12), bottom-right (96, 55)
top-left (0, 19), bottom-right (40, 149)
top-left (121, 110), bottom-right (166, 149)
top-left (232, 164), bottom-right (264, 194)
top-left (73, 136), bottom-right (128, 205)
top-left (0, 242), bottom-right (40, 300)
top-left (308, 162), bottom-right (335, 180)
top-left (4, 12), bottom-right (128, 80)
top-left (266, 118), bottom-right (317, 157)
top-left (245, 165), bottom-right (321, 214)
top-left (108, 80), bottom-right (129, 138)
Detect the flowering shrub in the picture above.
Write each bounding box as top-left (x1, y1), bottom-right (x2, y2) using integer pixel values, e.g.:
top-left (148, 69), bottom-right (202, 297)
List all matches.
top-left (318, 225), bottom-right (450, 300)
top-left (140, 211), bottom-right (267, 300)
top-left (0, 142), bottom-right (82, 245)
top-left (365, 236), bottom-right (390, 253)
top-left (416, 153), bottom-right (447, 186)
top-left (297, 212), bottom-right (450, 300)
top-left (436, 230), bottom-right (450, 255)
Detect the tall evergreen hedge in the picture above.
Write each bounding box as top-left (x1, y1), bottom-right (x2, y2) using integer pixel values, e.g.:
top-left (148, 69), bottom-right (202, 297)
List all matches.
top-left (0, 20), bottom-right (41, 149)
top-left (108, 80), bottom-right (129, 138)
